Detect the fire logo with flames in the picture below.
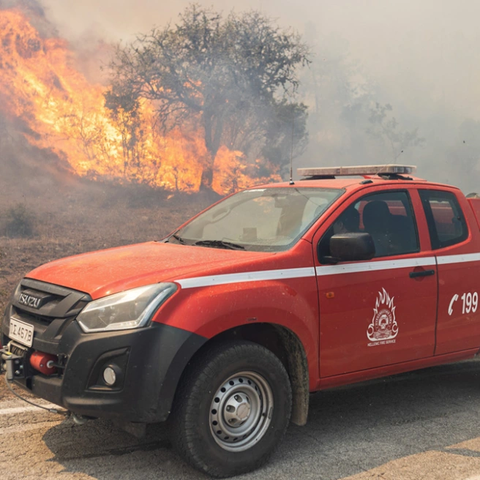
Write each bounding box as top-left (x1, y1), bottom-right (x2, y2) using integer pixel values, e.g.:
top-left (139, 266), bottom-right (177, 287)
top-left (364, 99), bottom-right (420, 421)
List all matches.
top-left (367, 288), bottom-right (398, 346)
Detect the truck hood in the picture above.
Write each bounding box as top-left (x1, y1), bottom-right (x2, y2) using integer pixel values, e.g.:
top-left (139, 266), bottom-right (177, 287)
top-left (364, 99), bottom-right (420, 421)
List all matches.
top-left (26, 241), bottom-right (273, 299)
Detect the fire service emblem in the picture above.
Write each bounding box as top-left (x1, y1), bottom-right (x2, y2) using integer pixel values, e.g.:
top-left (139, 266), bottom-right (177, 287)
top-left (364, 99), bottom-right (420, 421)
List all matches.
top-left (367, 288), bottom-right (398, 347)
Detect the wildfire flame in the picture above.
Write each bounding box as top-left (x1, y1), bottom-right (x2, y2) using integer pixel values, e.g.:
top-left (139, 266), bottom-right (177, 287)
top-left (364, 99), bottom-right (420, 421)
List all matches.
top-left (0, 9), bottom-right (280, 194)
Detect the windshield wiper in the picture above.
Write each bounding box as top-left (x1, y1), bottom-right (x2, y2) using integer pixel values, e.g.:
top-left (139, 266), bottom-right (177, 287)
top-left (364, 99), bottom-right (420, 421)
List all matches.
top-left (193, 239), bottom-right (245, 250)
top-left (168, 233), bottom-right (186, 244)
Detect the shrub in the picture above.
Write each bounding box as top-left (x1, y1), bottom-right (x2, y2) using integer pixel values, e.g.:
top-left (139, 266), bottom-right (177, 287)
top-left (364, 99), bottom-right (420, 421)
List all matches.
top-left (4, 203), bottom-right (36, 238)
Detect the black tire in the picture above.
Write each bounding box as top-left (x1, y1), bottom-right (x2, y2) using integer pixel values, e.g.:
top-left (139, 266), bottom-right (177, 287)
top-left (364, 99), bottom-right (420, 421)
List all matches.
top-left (169, 341), bottom-right (292, 478)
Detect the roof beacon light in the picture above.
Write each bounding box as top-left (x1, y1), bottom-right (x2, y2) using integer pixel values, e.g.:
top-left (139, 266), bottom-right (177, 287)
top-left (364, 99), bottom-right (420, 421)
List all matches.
top-left (298, 164), bottom-right (417, 177)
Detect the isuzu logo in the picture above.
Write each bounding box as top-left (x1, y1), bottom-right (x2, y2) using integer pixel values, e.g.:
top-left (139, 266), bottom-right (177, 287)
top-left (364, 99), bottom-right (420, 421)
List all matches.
top-left (18, 293), bottom-right (42, 309)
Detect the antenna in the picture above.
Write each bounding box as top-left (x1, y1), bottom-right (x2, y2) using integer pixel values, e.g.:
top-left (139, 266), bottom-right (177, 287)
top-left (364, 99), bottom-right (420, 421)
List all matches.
top-left (289, 115), bottom-right (295, 185)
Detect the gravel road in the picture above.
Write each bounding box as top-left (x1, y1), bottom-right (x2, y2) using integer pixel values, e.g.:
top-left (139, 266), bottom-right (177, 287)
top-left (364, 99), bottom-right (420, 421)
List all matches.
top-left (3, 359), bottom-right (480, 479)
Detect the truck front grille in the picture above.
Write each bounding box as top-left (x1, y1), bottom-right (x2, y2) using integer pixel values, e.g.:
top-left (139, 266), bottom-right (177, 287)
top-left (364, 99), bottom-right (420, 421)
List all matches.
top-left (11, 278), bottom-right (91, 325)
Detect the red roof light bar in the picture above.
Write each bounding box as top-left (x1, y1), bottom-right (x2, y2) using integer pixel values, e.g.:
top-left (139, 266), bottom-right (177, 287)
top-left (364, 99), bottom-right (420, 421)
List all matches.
top-left (298, 164), bottom-right (417, 177)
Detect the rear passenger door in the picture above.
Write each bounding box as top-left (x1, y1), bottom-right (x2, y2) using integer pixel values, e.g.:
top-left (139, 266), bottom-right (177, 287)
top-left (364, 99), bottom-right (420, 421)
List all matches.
top-left (419, 189), bottom-right (480, 354)
top-left (316, 188), bottom-right (438, 377)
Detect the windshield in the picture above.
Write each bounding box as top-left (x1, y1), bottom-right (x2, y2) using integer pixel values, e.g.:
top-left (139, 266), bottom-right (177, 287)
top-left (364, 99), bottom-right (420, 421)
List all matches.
top-left (170, 187), bottom-right (344, 252)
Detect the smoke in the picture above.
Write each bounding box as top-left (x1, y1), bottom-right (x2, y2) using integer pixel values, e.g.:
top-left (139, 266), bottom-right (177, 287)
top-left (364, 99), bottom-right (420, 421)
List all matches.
top-left (37, 0), bottom-right (480, 114)
top-left (0, 0), bottom-right (56, 36)
top-left (11, 0), bottom-right (480, 190)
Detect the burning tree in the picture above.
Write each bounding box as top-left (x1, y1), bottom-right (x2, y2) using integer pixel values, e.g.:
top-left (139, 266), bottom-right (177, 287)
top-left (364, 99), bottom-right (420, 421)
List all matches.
top-left (106, 4), bottom-right (310, 190)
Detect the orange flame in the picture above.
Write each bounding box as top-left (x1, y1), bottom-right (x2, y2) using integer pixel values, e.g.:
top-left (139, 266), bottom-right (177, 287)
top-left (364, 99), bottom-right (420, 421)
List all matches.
top-left (0, 9), bottom-right (280, 194)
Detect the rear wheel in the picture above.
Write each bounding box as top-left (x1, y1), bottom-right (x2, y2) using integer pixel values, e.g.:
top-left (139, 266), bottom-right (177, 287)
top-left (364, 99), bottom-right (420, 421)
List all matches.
top-left (170, 341), bottom-right (292, 477)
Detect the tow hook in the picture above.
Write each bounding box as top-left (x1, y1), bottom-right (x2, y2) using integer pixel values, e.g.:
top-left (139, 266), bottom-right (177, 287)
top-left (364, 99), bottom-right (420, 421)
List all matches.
top-left (0, 348), bottom-right (23, 381)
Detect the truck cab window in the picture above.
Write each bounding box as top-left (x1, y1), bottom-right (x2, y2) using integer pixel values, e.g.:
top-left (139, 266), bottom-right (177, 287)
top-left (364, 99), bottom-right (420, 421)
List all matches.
top-left (419, 190), bottom-right (468, 249)
top-left (319, 190), bottom-right (419, 261)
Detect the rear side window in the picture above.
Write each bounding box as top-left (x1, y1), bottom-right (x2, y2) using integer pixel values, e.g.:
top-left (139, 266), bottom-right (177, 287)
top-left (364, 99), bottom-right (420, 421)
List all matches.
top-left (419, 190), bottom-right (468, 249)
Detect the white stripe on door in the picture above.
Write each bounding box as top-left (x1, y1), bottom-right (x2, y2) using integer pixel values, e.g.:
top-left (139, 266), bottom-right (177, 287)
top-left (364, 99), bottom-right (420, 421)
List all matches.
top-left (175, 253), bottom-right (480, 289)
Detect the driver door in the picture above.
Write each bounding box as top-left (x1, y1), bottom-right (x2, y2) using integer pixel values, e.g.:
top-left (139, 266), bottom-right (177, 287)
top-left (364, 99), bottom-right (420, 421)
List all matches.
top-left (314, 188), bottom-right (437, 378)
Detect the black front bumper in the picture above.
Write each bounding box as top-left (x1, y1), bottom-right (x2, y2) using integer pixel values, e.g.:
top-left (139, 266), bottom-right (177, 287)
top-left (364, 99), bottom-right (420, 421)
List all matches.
top-left (1, 282), bottom-right (207, 423)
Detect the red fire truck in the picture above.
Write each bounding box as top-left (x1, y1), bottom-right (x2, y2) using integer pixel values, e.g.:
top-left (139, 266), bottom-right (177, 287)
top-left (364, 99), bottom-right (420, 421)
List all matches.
top-left (3, 164), bottom-right (480, 477)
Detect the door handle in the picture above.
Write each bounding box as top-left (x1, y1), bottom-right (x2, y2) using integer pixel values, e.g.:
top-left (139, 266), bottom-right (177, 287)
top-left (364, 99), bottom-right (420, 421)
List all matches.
top-left (409, 269), bottom-right (435, 278)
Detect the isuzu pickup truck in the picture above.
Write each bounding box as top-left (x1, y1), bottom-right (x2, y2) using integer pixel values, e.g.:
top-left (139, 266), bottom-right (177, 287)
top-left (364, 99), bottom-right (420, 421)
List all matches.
top-left (2, 164), bottom-right (480, 477)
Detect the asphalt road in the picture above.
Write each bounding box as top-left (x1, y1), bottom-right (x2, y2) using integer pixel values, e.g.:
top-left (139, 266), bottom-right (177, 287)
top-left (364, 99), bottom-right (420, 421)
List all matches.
top-left (3, 360), bottom-right (480, 480)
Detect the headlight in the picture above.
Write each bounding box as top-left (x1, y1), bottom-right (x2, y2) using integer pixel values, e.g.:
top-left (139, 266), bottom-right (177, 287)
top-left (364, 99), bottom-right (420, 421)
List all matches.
top-left (76, 283), bottom-right (177, 333)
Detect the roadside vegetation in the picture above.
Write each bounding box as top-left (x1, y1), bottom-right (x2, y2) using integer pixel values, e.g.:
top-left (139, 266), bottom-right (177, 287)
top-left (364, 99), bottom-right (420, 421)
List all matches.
top-left (2, 203), bottom-right (37, 238)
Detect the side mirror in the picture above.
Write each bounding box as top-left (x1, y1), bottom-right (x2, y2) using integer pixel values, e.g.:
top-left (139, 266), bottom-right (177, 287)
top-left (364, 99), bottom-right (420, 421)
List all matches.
top-left (328, 232), bottom-right (375, 263)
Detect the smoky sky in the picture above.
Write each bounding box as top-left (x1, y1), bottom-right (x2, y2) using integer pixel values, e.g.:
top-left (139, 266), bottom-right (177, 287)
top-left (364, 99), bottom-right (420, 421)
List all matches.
top-left (39, 0), bottom-right (480, 119)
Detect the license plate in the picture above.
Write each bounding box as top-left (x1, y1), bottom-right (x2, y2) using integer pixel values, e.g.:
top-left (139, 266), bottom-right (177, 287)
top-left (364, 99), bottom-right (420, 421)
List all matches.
top-left (9, 317), bottom-right (34, 348)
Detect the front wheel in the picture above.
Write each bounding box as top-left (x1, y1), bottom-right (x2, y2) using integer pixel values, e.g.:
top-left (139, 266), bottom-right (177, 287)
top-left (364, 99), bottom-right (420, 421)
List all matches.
top-left (169, 341), bottom-right (292, 477)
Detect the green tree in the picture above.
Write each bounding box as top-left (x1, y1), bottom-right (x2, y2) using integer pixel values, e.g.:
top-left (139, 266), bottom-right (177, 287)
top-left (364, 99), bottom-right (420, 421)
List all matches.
top-left (106, 4), bottom-right (309, 190)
